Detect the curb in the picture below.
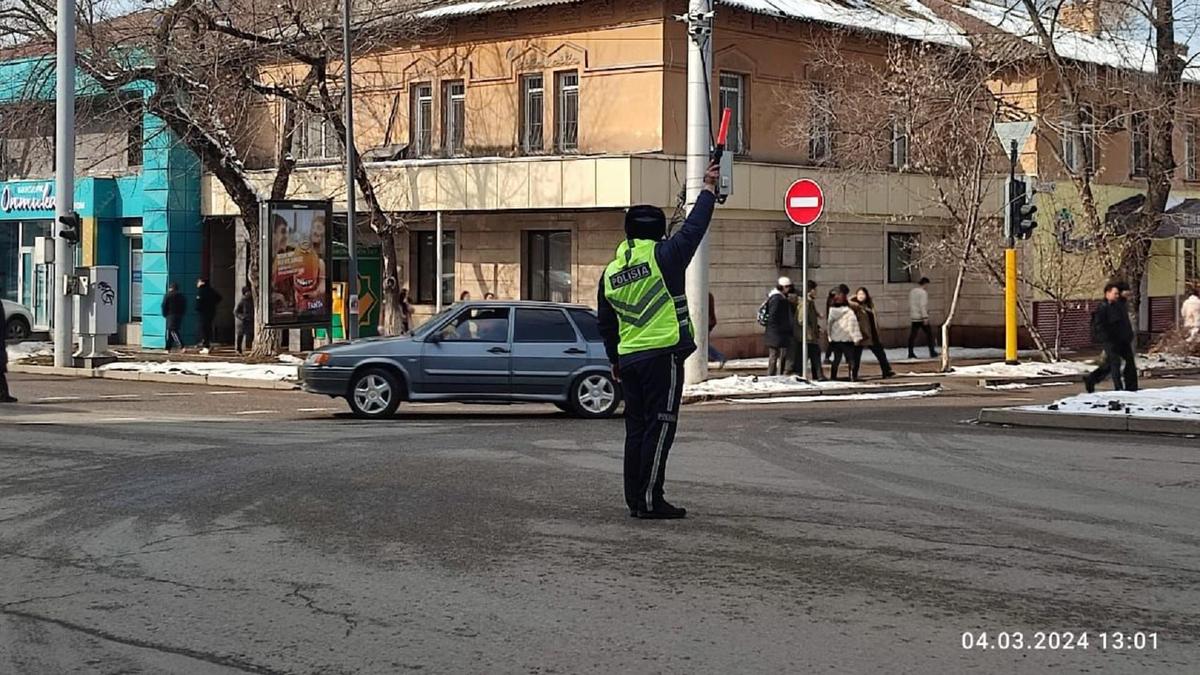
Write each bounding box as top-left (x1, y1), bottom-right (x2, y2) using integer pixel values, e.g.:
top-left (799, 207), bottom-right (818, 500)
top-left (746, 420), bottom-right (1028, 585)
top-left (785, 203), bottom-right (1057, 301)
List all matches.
top-left (1142, 367), bottom-right (1200, 378)
top-left (683, 382), bottom-right (940, 405)
top-left (977, 374), bottom-right (1084, 388)
top-left (978, 407), bottom-right (1200, 435)
top-left (8, 363), bottom-right (299, 391)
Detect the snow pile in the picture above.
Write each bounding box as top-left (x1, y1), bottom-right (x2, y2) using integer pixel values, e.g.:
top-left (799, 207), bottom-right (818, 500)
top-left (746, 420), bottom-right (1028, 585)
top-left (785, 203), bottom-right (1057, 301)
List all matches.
top-left (1140, 353), bottom-right (1200, 371)
top-left (1027, 386), bottom-right (1200, 420)
top-left (726, 0), bottom-right (970, 48)
top-left (943, 360), bottom-right (1093, 378)
top-left (685, 374), bottom-right (882, 398)
top-left (985, 382), bottom-right (1072, 391)
top-left (100, 360), bottom-right (299, 382)
top-left (6, 341), bottom-right (53, 361)
top-left (736, 388), bottom-right (940, 404)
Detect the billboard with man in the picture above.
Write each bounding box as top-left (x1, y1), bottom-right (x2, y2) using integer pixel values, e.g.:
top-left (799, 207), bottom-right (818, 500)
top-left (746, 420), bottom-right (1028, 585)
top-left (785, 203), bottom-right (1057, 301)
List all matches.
top-left (260, 200), bottom-right (333, 328)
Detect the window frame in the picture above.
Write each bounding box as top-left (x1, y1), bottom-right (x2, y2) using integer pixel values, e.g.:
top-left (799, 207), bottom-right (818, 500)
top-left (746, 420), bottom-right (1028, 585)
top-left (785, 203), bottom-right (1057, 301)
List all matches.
top-left (554, 70), bottom-right (579, 153)
top-left (410, 229), bottom-right (457, 305)
top-left (718, 71), bottom-right (747, 156)
top-left (442, 80), bottom-right (466, 157)
top-left (1130, 110), bottom-right (1149, 178)
top-left (292, 102), bottom-right (339, 163)
top-left (520, 73), bottom-right (545, 154)
top-left (808, 85), bottom-right (833, 165)
top-left (1062, 104), bottom-right (1096, 175)
top-left (513, 307), bottom-right (579, 343)
top-left (128, 236), bottom-right (143, 322)
top-left (411, 82), bottom-right (434, 158)
top-left (1186, 117), bottom-right (1198, 182)
top-left (438, 306), bottom-right (511, 343)
top-left (522, 230), bottom-right (572, 302)
top-left (886, 232), bottom-right (919, 285)
top-left (889, 117), bottom-right (909, 170)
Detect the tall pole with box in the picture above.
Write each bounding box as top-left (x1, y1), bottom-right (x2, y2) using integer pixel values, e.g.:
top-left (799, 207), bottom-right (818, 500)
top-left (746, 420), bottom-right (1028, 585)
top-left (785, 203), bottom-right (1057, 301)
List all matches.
top-left (53, 0), bottom-right (76, 368)
top-left (993, 121), bottom-right (1035, 366)
top-left (342, 0), bottom-right (359, 339)
top-left (682, 0), bottom-right (713, 386)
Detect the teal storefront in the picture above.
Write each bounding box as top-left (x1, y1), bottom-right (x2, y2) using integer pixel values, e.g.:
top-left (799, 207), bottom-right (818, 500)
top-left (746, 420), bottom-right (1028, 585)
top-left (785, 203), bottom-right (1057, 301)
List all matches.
top-left (1, 56), bottom-right (203, 349)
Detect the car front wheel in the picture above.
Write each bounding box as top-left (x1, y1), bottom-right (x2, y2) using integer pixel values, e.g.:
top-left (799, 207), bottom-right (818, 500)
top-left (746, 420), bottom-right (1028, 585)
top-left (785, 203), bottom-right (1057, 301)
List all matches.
top-left (7, 315), bottom-right (31, 341)
top-left (347, 368), bottom-right (402, 419)
top-left (569, 372), bottom-right (620, 418)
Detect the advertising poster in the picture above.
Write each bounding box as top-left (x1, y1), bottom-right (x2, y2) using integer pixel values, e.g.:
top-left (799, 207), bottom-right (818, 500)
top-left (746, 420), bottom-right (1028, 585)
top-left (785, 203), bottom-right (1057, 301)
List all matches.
top-left (261, 200), bottom-right (332, 328)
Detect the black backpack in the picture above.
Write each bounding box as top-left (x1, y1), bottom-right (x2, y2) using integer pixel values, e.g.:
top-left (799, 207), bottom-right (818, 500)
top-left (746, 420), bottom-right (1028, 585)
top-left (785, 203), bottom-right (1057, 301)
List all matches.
top-left (757, 298), bottom-right (770, 327)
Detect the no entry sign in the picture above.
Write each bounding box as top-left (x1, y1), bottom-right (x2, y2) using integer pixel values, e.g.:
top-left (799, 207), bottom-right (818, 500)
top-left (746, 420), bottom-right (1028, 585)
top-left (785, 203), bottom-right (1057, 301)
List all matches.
top-left (784, 179), bottom-right (824, 227)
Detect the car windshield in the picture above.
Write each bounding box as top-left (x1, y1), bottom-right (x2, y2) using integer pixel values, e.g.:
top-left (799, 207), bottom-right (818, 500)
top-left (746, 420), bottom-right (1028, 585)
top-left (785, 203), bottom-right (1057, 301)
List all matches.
top-left (410, 306), bottom-right (459, 339)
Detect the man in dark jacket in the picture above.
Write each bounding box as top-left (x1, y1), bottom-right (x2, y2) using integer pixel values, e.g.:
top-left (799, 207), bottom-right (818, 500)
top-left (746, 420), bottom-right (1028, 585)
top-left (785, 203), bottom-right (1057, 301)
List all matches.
top-left (195, 278), bottom-right (222, 353)
top-left (161, 282), bottom-right (187, 352)
top-left (233, 286), bottom-right (254, 355)
top-left (0, 288), bottom-right (16, 403)
top-left (764, 277), bottom-right (794, 376)
top-left (1084, 281), bottom-right (1138, 393)
top-left (597, 162), bottom-right (719, 520)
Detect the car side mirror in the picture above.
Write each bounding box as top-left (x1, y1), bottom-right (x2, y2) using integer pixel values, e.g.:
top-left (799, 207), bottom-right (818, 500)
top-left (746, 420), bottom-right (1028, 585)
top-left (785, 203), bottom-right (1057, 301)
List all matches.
top-left (427, 331), bottom-right (443, 344)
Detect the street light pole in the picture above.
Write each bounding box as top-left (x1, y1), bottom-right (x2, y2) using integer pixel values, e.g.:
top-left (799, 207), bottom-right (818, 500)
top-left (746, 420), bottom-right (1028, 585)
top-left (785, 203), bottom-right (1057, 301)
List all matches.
top-left (53, 0), bottom-right (76, 368)
top-left (342, 0), bottom-right (359, 339)
top-left (682, 0), bottom-right (713, 386)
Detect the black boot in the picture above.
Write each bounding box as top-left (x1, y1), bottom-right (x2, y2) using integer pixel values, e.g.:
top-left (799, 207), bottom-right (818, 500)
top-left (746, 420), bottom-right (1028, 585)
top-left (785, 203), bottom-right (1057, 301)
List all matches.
top-left (638, 501), bottom-right (687, 519)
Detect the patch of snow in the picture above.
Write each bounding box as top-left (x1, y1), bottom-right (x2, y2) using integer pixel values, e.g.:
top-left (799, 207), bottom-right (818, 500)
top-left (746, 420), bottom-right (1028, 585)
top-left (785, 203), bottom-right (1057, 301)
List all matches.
top-left (1140, 353), bottom-right (1200, 371)
top-left (943, 360), bottom-right (1093, 378)
top-left (734, 389), bottom-right (941, 404)
top-left (725, 0), bottom-right (971, 48)
top-left (99, 361), bottom-right (298, 382)
top-left (277, 354), bottom-right (305, 364)
top-left (984, 382), bottom-right (1072, 391)
top-left (418, 0), bottom-right (509, 19)
top-left (6, 341), bottom-right (53, 361)
top-left (1023, 386), bottom-right (1200, 420)
top-left (684, 374), bottom-right (868, 398)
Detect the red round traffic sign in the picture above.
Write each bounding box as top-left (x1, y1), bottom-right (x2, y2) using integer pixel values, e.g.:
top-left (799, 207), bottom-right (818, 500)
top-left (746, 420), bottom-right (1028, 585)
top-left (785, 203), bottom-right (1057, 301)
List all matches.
top-left (784, 179), bottom-right (824, 227)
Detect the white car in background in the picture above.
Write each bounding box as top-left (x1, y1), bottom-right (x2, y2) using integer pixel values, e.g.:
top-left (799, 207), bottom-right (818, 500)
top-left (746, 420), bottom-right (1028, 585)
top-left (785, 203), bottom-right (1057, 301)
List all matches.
top-left (3, 299), bottom-right (33, 341)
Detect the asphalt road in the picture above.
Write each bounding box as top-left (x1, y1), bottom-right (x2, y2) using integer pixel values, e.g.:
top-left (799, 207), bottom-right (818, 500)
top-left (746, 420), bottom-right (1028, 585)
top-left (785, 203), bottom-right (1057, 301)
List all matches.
top-left (1, 373), bottom-right (1198, 674)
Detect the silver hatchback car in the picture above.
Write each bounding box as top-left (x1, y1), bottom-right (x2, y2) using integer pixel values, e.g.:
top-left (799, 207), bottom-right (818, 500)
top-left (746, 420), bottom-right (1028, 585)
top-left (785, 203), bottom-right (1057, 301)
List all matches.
top-left (300, 301), bottom-right (621, 419)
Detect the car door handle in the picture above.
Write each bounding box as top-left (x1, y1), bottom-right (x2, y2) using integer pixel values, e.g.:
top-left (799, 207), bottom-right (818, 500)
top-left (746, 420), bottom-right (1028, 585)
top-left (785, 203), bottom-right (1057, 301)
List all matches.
top-left (488, 347), bottom-right (510, 354)
top-left (563, 347), bottom-right (587, 354)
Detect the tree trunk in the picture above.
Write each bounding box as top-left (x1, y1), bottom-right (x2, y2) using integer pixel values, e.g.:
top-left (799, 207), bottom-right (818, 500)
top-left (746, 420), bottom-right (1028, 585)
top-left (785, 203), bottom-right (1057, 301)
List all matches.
top-left (377, 230), bottom-right (402, 336)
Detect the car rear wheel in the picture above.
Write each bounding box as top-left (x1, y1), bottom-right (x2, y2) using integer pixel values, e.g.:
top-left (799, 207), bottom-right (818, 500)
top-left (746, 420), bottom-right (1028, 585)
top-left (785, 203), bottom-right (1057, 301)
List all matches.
top-left (570, 372), bottom-right (620, 418)
top-left (347, 368), bottom-right (402, 419)
top-left (6, 315), bottom-right (30, 341)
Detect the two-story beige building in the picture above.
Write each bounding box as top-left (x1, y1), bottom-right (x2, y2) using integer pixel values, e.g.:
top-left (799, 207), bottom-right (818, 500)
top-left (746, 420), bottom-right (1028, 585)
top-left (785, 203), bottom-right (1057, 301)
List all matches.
top-left (197, 0), bottom-right (1200, 356)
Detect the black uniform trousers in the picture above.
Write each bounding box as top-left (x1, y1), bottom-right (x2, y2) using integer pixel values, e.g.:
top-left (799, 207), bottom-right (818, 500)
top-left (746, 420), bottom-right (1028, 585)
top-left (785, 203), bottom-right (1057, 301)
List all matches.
top-left (621, 352), bottom-right (686, 513)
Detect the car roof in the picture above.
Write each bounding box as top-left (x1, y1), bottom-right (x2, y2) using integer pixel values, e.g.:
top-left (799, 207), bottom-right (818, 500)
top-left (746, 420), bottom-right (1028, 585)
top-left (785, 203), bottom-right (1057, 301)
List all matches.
top-left (461, 300), bottom-right (593, 311)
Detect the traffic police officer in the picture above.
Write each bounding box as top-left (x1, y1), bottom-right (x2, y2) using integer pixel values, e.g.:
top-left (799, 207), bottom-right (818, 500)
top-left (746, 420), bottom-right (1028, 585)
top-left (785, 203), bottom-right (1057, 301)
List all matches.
top-left (597, 163), bottom-right (719, 519)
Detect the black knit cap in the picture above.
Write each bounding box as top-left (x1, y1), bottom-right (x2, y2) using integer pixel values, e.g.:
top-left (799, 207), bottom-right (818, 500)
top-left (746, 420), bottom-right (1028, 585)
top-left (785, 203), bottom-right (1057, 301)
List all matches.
top-left (625, 205), bottom-right (667, 241)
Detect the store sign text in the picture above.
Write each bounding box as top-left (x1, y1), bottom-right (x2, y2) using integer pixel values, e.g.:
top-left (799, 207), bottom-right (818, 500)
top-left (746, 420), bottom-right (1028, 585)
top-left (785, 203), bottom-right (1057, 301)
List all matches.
top-left (0, 184), bottom-right (55, 213)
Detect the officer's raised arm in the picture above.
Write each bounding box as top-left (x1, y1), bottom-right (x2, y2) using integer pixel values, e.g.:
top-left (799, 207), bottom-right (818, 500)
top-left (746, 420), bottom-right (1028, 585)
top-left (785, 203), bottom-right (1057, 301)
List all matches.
top-left (657, 162), bottom-right (720, 270)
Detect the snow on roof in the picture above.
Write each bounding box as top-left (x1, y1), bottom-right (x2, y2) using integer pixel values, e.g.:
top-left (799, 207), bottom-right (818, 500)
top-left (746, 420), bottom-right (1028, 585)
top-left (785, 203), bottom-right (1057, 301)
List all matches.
top-left (723, 0), bottom-right (970, 48)
top-left (955, 0), bottom-right (1200, 83)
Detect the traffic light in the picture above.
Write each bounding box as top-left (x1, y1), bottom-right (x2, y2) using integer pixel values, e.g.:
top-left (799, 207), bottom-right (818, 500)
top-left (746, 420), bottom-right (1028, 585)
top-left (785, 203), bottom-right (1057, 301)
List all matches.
top-left (58, 211), bottom-right (81, 245)
top-left (1005, 177), bottom-right (1038, 240)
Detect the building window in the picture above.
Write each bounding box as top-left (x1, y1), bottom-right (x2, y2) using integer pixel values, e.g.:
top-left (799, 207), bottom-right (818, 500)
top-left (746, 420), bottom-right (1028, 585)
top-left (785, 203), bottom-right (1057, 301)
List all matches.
top-left (1062, 105), bottom-right (1096, 175)
top-left (129, 237), bottom-right (143, 321)
top-left (718, 72), bottom-right (746, 155)
top-left (1186, 118), bottom-right (1198, 182)
top-left (442, 81), bottom-right (465, 157)
top-left (524, 230), bottom-right (571, 302)
top-left (555, 71), bottom-right (579, 153)
top-left (808, 86), bottom-right (833, 165)
top-left (887, 232), bottom-right (918, 284)
top-left (1186, 240), bottom-right (1198, 282)
top-left (295, 104), bottom-right (339, 162)
top-left (126, 102), bottom-right (143, 168)
top-left (1130, 111), bottom-right (1149, 177)
top-left (411, 83), bottom-right (433, 157)
top-left (890, 117), bottom-right (909, 169)
top-left (521, 74), bottom-right (544, 154)
top-left (411, 230), bottom-right (456, 304)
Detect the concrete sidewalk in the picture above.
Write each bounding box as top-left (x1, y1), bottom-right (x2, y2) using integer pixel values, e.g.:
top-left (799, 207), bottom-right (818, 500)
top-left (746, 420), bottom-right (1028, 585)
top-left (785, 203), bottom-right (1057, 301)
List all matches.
top-left (683, 381), bottom-right (941, 405)
top-left (7, 363), bottom-right (298, 391)
top-left (978, 407), bottom-right (1200, 435)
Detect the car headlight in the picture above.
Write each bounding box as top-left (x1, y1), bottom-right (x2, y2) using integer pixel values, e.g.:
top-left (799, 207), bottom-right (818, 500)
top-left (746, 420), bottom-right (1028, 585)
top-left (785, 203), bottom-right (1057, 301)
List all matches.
top-left (306, 353), bottom-right (330, 366)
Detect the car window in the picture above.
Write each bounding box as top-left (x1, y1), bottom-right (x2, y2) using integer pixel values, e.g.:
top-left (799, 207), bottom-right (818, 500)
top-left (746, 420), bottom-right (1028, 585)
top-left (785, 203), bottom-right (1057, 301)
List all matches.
top-left (514, 308), bottom-right (578, 343)
top-left (568, 309), bottom-right (603, 342)
top-left (439, 307), bottom-right (510, 343)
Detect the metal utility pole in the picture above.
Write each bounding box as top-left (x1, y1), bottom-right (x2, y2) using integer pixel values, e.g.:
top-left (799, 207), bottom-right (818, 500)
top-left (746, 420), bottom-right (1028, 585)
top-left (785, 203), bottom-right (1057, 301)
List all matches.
top-left (1005, 139), bottom-right (1018, 365)
top-left (342, 0), bottom-right (359, 339)
top-left (682, 0), bottom-right (713, 386)
top-left (53, 0), bottom-right (75, 368)
top-left (435, 211), bottom-right (444, 313)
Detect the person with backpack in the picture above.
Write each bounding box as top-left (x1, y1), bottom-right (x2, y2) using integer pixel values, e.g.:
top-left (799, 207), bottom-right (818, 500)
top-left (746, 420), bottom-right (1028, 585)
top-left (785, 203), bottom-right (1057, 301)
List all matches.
top-left (1083, 281), bottom-right (1138, 393)
top-left (827, 291), bottom-right (863, 381)
top-left (762, 277), bottom-right (795, 376)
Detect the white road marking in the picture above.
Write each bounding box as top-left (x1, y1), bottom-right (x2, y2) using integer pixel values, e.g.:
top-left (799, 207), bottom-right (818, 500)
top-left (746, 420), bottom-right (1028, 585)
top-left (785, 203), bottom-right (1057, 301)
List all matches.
top-left (296, 407), bottom-right (341, 413)
top-left (156, 392), bottom-right (195, 397)
top-left (100, 394), bottom-right (140, 400)
top-left (209, 391), bottom-right (247, 396)
top-left (789, 196), bottom-right (819, 209)
top-left (34, 396), bottom-right (81, 402)
top-left (232, 410), bottom-right (278, 416)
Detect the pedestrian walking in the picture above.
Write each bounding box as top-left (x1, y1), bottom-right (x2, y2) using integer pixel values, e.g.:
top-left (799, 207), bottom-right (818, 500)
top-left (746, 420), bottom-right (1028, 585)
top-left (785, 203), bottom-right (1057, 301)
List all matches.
top-left (1083, 281), bottom-right (1138, 393)
top-left (763, 277), bottom-right (795, 376)
top-left (789, 280), bottom-right (824, 380)
top-left (823, 287), bottom-right (839, 364)
top-left (233, 286), bottom-right (254, 354)
top-left (708, 292), bottom-right (726, 368)
top-left (0, 287), bottom-right (16, 403)
top-left (850, 287), bottom-right (895, 378)
top-left (907, 277), bottom-right (938, 359)
top-left (1182, 286), bottom-right (1200, 341)
top-left (398, 287), bottom-right (416, 334)
top-left (596, 161), bottom-right (719, 520)
top-left (827, 291), bottom-right (863, 381)
top-left (161, 282), bottom-right (187, 353)
top-left (195, 278), bottom-right (222, 354)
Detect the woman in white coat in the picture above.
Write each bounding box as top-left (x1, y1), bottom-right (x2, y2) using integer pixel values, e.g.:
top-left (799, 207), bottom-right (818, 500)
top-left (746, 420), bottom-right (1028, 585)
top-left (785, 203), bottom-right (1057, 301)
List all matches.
top-left (827, 291), bottom-right (863, 381)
